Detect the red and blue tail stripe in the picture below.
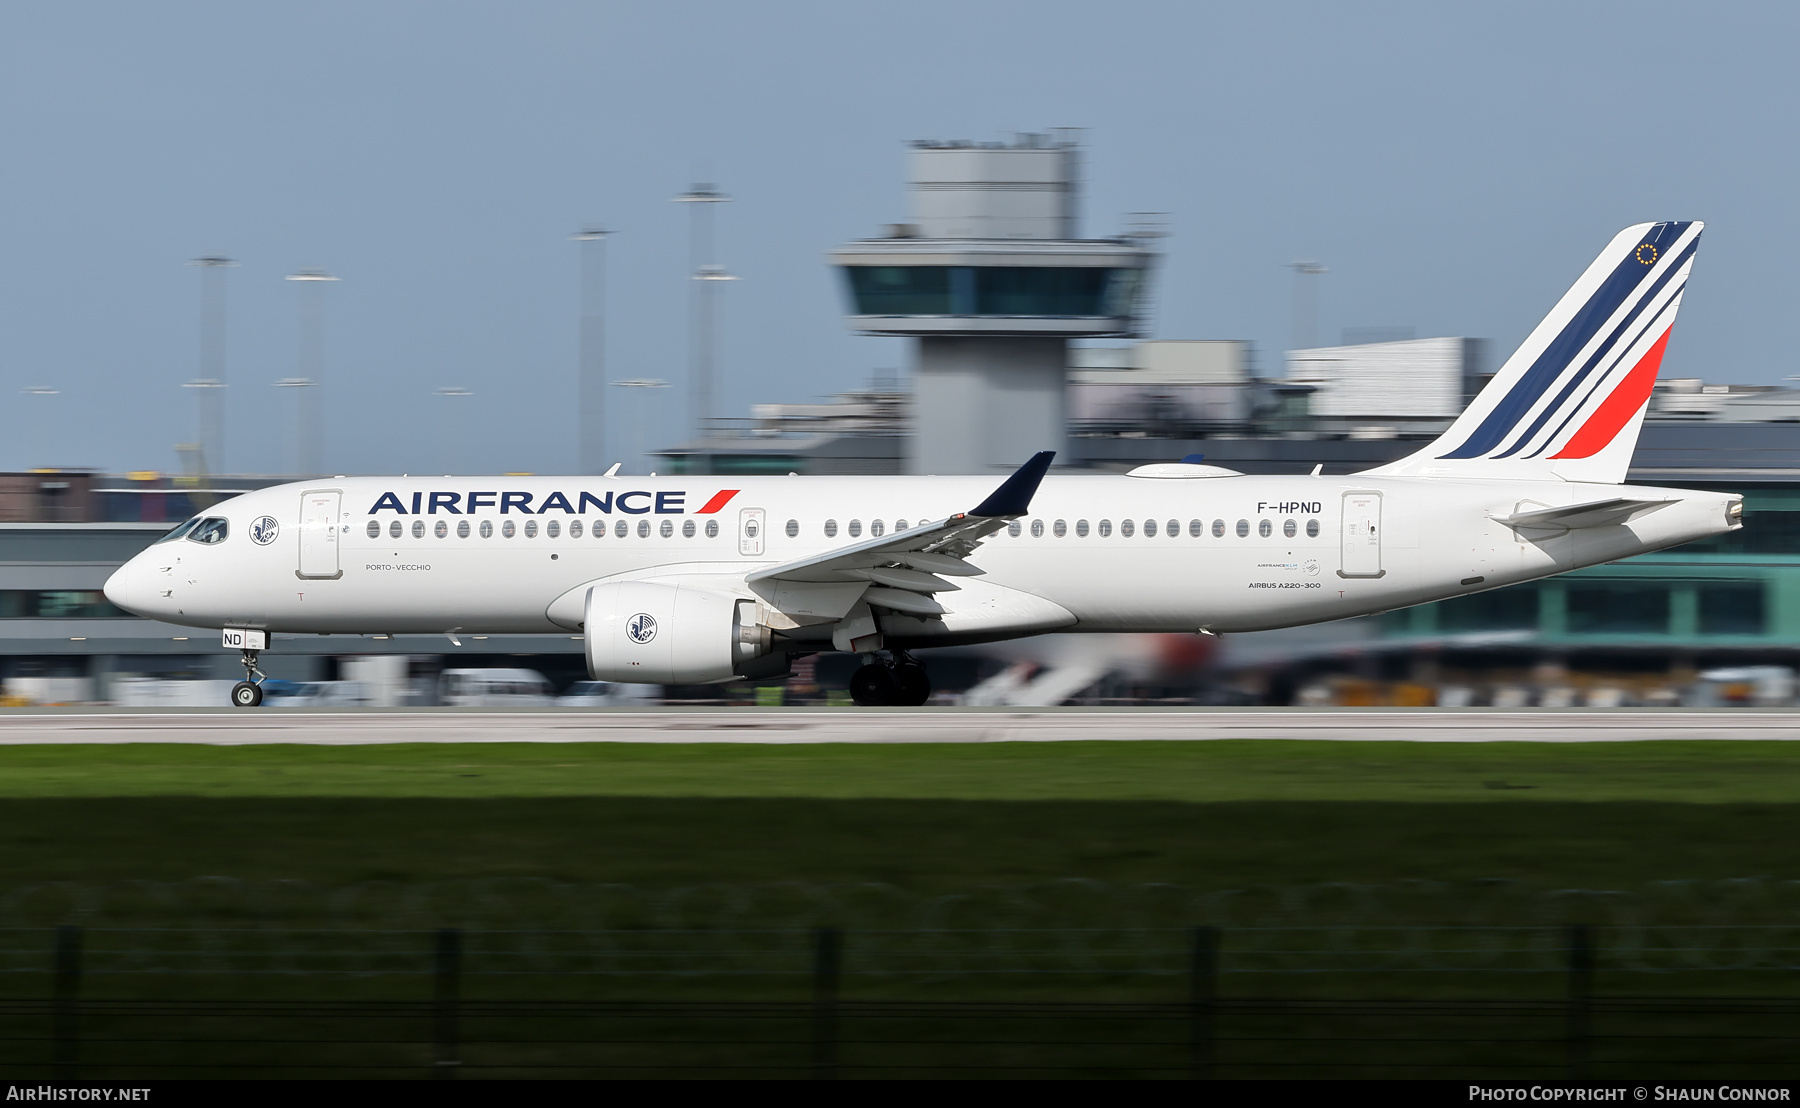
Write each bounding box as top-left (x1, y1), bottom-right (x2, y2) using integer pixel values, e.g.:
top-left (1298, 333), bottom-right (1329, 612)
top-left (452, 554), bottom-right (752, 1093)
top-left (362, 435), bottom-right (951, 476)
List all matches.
top-left (1372, 221), bottom-right (1702, 484)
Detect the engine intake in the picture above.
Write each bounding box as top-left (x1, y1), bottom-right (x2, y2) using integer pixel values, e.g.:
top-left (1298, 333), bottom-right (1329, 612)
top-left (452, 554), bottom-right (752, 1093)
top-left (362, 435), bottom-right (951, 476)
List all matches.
top-left (585, 581), bottom-right (770, 685)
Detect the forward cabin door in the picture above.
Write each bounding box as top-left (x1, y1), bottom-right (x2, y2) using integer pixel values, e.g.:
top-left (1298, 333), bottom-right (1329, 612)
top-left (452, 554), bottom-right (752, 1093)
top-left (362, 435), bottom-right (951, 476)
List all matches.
top-left (738, 508), bottom-right (766, 556)
top-left (298, 489), bottom-right (344, 579)
top-left (1339, 490), bottom-right (1384, 579)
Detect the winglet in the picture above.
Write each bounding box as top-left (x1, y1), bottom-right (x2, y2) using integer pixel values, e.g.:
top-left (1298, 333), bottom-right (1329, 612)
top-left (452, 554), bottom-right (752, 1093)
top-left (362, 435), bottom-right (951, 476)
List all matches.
top-left (970, 451), bottom-right (1056, 517)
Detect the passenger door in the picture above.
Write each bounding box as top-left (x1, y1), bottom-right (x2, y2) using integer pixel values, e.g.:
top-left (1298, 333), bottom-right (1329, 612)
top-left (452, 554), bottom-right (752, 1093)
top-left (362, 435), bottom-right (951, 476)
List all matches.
top-left (298, 489), bottom-right (343, 579)
top-left (1339, 491), bottom-right (1384, 578)
top-left (738, 507), bottom-right (766, 556)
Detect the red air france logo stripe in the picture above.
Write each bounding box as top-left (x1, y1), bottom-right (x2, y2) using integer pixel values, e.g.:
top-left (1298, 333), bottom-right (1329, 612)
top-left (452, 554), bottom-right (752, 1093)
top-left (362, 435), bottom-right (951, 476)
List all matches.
top-left (1550, 328), bottom-right (1672, 460)
top-left (695, 490), bottom-right (740, 514)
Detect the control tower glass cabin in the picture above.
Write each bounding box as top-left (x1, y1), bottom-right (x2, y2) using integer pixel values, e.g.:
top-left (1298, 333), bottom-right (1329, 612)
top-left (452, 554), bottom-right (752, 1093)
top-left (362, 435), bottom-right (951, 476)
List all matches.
top-left (831, 136), bottom-right (1157, 474)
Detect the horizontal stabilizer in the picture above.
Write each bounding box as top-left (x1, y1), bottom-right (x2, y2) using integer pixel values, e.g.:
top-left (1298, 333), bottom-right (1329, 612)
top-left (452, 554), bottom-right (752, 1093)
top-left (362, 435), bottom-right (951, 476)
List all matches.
top-left (1494, 497), bottom-right (1675, 531)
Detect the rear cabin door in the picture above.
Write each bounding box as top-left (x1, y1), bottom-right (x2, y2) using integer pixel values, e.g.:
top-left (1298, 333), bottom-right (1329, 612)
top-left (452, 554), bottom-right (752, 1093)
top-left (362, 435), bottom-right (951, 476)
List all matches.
top-left (738, 508), bottom-right (766, 556)
top-left (1339, 491), bottom-right (1384, 579)
top-left (298, 490), bottom-right (344, 579)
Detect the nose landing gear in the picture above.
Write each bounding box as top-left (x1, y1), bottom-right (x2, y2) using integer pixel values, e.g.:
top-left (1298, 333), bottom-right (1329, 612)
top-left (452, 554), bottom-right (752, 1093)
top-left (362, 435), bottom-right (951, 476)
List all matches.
top-left (848, 651), bottom-right (931, 707)
top-left (229, 647), bottom-right (266, 708)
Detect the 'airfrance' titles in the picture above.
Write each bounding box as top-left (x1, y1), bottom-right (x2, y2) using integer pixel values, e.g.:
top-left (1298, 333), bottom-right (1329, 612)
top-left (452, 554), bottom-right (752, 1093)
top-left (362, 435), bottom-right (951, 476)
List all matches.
top-left (367, 489), bottom-right (739, 516)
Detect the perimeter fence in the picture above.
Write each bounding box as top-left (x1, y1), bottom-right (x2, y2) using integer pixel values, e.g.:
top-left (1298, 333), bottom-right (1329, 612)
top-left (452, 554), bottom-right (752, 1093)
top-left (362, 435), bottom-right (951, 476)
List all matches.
top-left (0, 877), bottom-right (1796, 1079)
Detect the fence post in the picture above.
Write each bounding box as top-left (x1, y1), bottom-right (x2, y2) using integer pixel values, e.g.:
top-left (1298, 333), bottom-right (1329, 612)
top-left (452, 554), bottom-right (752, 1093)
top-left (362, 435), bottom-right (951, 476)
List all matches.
top-left (1567, 923), bottom-right (1595, 1079)
top-left (1189, 925), bottom-right (1219, 1080)
top-left (52, 925), bottom-right (81, 1077)
top-left (433, 928), bottom-right (462, 1079)
top-left (812, 927), bottom-right (841, 1080)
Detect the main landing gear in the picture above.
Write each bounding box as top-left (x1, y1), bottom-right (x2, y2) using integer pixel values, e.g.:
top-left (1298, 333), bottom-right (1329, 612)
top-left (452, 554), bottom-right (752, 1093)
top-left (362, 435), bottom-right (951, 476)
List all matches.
top-left (230, 647), bottom-right (265, 708)
top-left (849, 651), bottom-right (931, 707)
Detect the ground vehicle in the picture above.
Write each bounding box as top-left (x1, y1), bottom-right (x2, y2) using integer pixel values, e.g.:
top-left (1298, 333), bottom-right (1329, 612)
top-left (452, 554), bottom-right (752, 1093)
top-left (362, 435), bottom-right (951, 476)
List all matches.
top-left (559, 680), bottom-right (659, 707)
top-left (438, 668), bottom-right (555, 707)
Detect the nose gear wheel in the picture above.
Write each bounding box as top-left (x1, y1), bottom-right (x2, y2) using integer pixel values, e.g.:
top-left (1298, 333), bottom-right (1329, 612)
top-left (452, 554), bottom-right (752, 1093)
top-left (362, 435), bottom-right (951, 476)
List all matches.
top-left (230, 647), bottom-right (266, 708)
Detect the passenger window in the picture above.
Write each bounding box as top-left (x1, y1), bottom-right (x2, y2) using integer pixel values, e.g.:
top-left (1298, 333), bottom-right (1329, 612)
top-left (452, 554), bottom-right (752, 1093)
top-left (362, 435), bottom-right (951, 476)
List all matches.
top-left (1213, 519), bottom-right (1226, 538)
top-left (683, 519), bottom-right (696, 538)
top-left (389, 521), bottom-right (402, 539)
top-left (546, 520), bottom-right (560, 538)
top-left (1283, 519), bottom-right (1297, 538)
top-left (1307, 518), bottom-right (1320, 538)
top-left (1030, 519), bottom-right (1044, 538)
top-left (458, 520), bottom-right (471, 538)
top-left (848, 520), bottom-right (862, 538)
top-left (1098, 519), bottom-right (1112, 537)
top-left (481, 520), bottom-right (494, 538)
top-left (366, 521), bottom-right (381, 539)
top-left (1008, 521), bottom-right (1021, 537)
top-left (1236, 519), bottom-right (1250, 538)
top-left (1121, 519), bottom-right (1135, 537)
top-left (1144, 519), bottom-right (1157, 538)
top-left (524, 520), bottom-right (538, 538)
top-left (503, 520), bottom-right (517, 538)
top-left (1189, 519), bottom-right (1203, 537)
top-left (570, 520), bottom-right (583, 538)
top-left (615, 520), bottom-right (628, 538)
top-left (824, 520), bottom-right (838, 538)
top-left (1259, 519), bottom-right (1273, 538)
top-left (436, 520), bottom-right (448, 538)
top-left (871, 519), bottom-right (885, 537)
top-left (1167, 519), bottom-right (1178, 538)
top-left (660, 519), bottom-right (673, 538)
top-left (785, 519), bottom-right (798, 538)
top-left (637, 520), bottom-right (650, 538)
top-left (1053, 520), bottom-right (1067, 537)
top-left (705, 519), bottom-right (719, 538)
top-left (896, 519), bottom-right (908, 531)
top-left (1076, 519), bottom-right (1089, 537)
top-left (412, 520), bottom-right (425, 539)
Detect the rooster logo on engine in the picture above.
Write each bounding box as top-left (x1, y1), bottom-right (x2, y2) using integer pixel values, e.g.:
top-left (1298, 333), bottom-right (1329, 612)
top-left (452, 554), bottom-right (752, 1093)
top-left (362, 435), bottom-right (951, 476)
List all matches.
top-left (626, 612), bottom-right (657, 645)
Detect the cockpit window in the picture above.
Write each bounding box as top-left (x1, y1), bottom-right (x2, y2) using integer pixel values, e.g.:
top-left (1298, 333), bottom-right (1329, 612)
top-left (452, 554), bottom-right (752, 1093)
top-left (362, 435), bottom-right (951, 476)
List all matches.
top-left (154, 519), bottom-right (201, 545)
top-left (186, 518), bottom-right (229, 545)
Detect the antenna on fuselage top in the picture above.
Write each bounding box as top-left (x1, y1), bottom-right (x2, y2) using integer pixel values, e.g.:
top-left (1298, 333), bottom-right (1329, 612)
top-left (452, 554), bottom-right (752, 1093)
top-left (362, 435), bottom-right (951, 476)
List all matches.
top-left (604, 462), bottom-right (622, 478)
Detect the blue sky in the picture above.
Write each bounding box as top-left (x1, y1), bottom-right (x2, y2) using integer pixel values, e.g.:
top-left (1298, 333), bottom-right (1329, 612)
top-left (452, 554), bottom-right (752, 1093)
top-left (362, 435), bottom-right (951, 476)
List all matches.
top-left (0, 1), bottom-right (1793, 475)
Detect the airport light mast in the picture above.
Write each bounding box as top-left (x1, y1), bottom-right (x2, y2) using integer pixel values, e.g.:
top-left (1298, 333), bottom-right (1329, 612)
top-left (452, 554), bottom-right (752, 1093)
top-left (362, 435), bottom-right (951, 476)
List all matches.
top-left (673, 184), bottom-right (732, 443)
top-left (283, 268), bottom-right (338, 476)
top-left (573, 228), bottom-right (610, 475)
top-left (187, 256), bottom-right (236, 476)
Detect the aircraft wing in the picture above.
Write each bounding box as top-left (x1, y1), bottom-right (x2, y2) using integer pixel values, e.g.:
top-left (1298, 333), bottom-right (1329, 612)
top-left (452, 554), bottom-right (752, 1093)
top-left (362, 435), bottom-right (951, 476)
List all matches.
top-left (746, 451), bottom-right (1054, 618)
top-left (1494, 497), bottom-right (1676, 531)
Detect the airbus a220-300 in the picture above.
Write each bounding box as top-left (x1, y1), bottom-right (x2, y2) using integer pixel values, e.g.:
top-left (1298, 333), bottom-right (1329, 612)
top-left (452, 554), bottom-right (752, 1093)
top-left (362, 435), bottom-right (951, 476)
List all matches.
top-left (106, 222), bottom-right (1739, 706)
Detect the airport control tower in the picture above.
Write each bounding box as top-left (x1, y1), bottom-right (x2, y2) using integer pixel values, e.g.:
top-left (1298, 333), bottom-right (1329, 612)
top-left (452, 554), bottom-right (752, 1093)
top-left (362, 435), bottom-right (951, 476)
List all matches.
top-left (831, 134), bottom-right (1157, 474)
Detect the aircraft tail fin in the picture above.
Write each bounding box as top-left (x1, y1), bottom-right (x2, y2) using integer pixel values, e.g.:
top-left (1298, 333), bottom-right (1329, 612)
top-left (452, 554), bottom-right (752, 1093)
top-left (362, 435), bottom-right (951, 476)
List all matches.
top-left (1367, 221), bottom-right (1702, 484)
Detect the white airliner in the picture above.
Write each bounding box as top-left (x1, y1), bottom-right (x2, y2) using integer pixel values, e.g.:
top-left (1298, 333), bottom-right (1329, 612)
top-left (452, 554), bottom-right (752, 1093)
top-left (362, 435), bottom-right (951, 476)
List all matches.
top-left (106, 221), bottom-right (1739, 706)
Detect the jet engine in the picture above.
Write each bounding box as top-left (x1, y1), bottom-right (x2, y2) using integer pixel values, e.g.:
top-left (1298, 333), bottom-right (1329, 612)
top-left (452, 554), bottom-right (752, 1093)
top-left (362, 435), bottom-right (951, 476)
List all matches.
top-left (584, 581), bottom-right (771, 685)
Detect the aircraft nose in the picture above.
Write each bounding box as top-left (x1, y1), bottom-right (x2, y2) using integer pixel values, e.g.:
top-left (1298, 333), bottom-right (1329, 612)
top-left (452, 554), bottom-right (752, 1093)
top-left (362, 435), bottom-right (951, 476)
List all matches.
top-left (103, 558), bottom-right (160, 618)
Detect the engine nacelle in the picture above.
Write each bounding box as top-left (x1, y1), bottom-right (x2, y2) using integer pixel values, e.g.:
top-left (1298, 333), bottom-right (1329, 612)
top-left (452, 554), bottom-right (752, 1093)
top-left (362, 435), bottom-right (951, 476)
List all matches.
top-left (584, 581), bottom-right (771, 685)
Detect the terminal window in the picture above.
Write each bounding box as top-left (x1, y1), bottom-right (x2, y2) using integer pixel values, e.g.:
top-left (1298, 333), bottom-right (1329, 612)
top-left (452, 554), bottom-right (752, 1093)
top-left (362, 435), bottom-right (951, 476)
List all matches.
top-left (1698, 582), bottom-right (1765, 635)
top-left (0, 590), bottom-right (133, 619)
top-left (1567, 583), bottom-right (1670, 634)
top-left (1682, 509), bottom-right (1800, 554)
top-left (1436, 585), bottom-right (1539, 632)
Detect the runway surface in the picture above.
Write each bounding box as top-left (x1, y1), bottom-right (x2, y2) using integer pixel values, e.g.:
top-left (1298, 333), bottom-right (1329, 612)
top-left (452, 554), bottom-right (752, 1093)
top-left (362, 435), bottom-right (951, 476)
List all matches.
top-left (0, 708), bottom-right (1793, 744)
